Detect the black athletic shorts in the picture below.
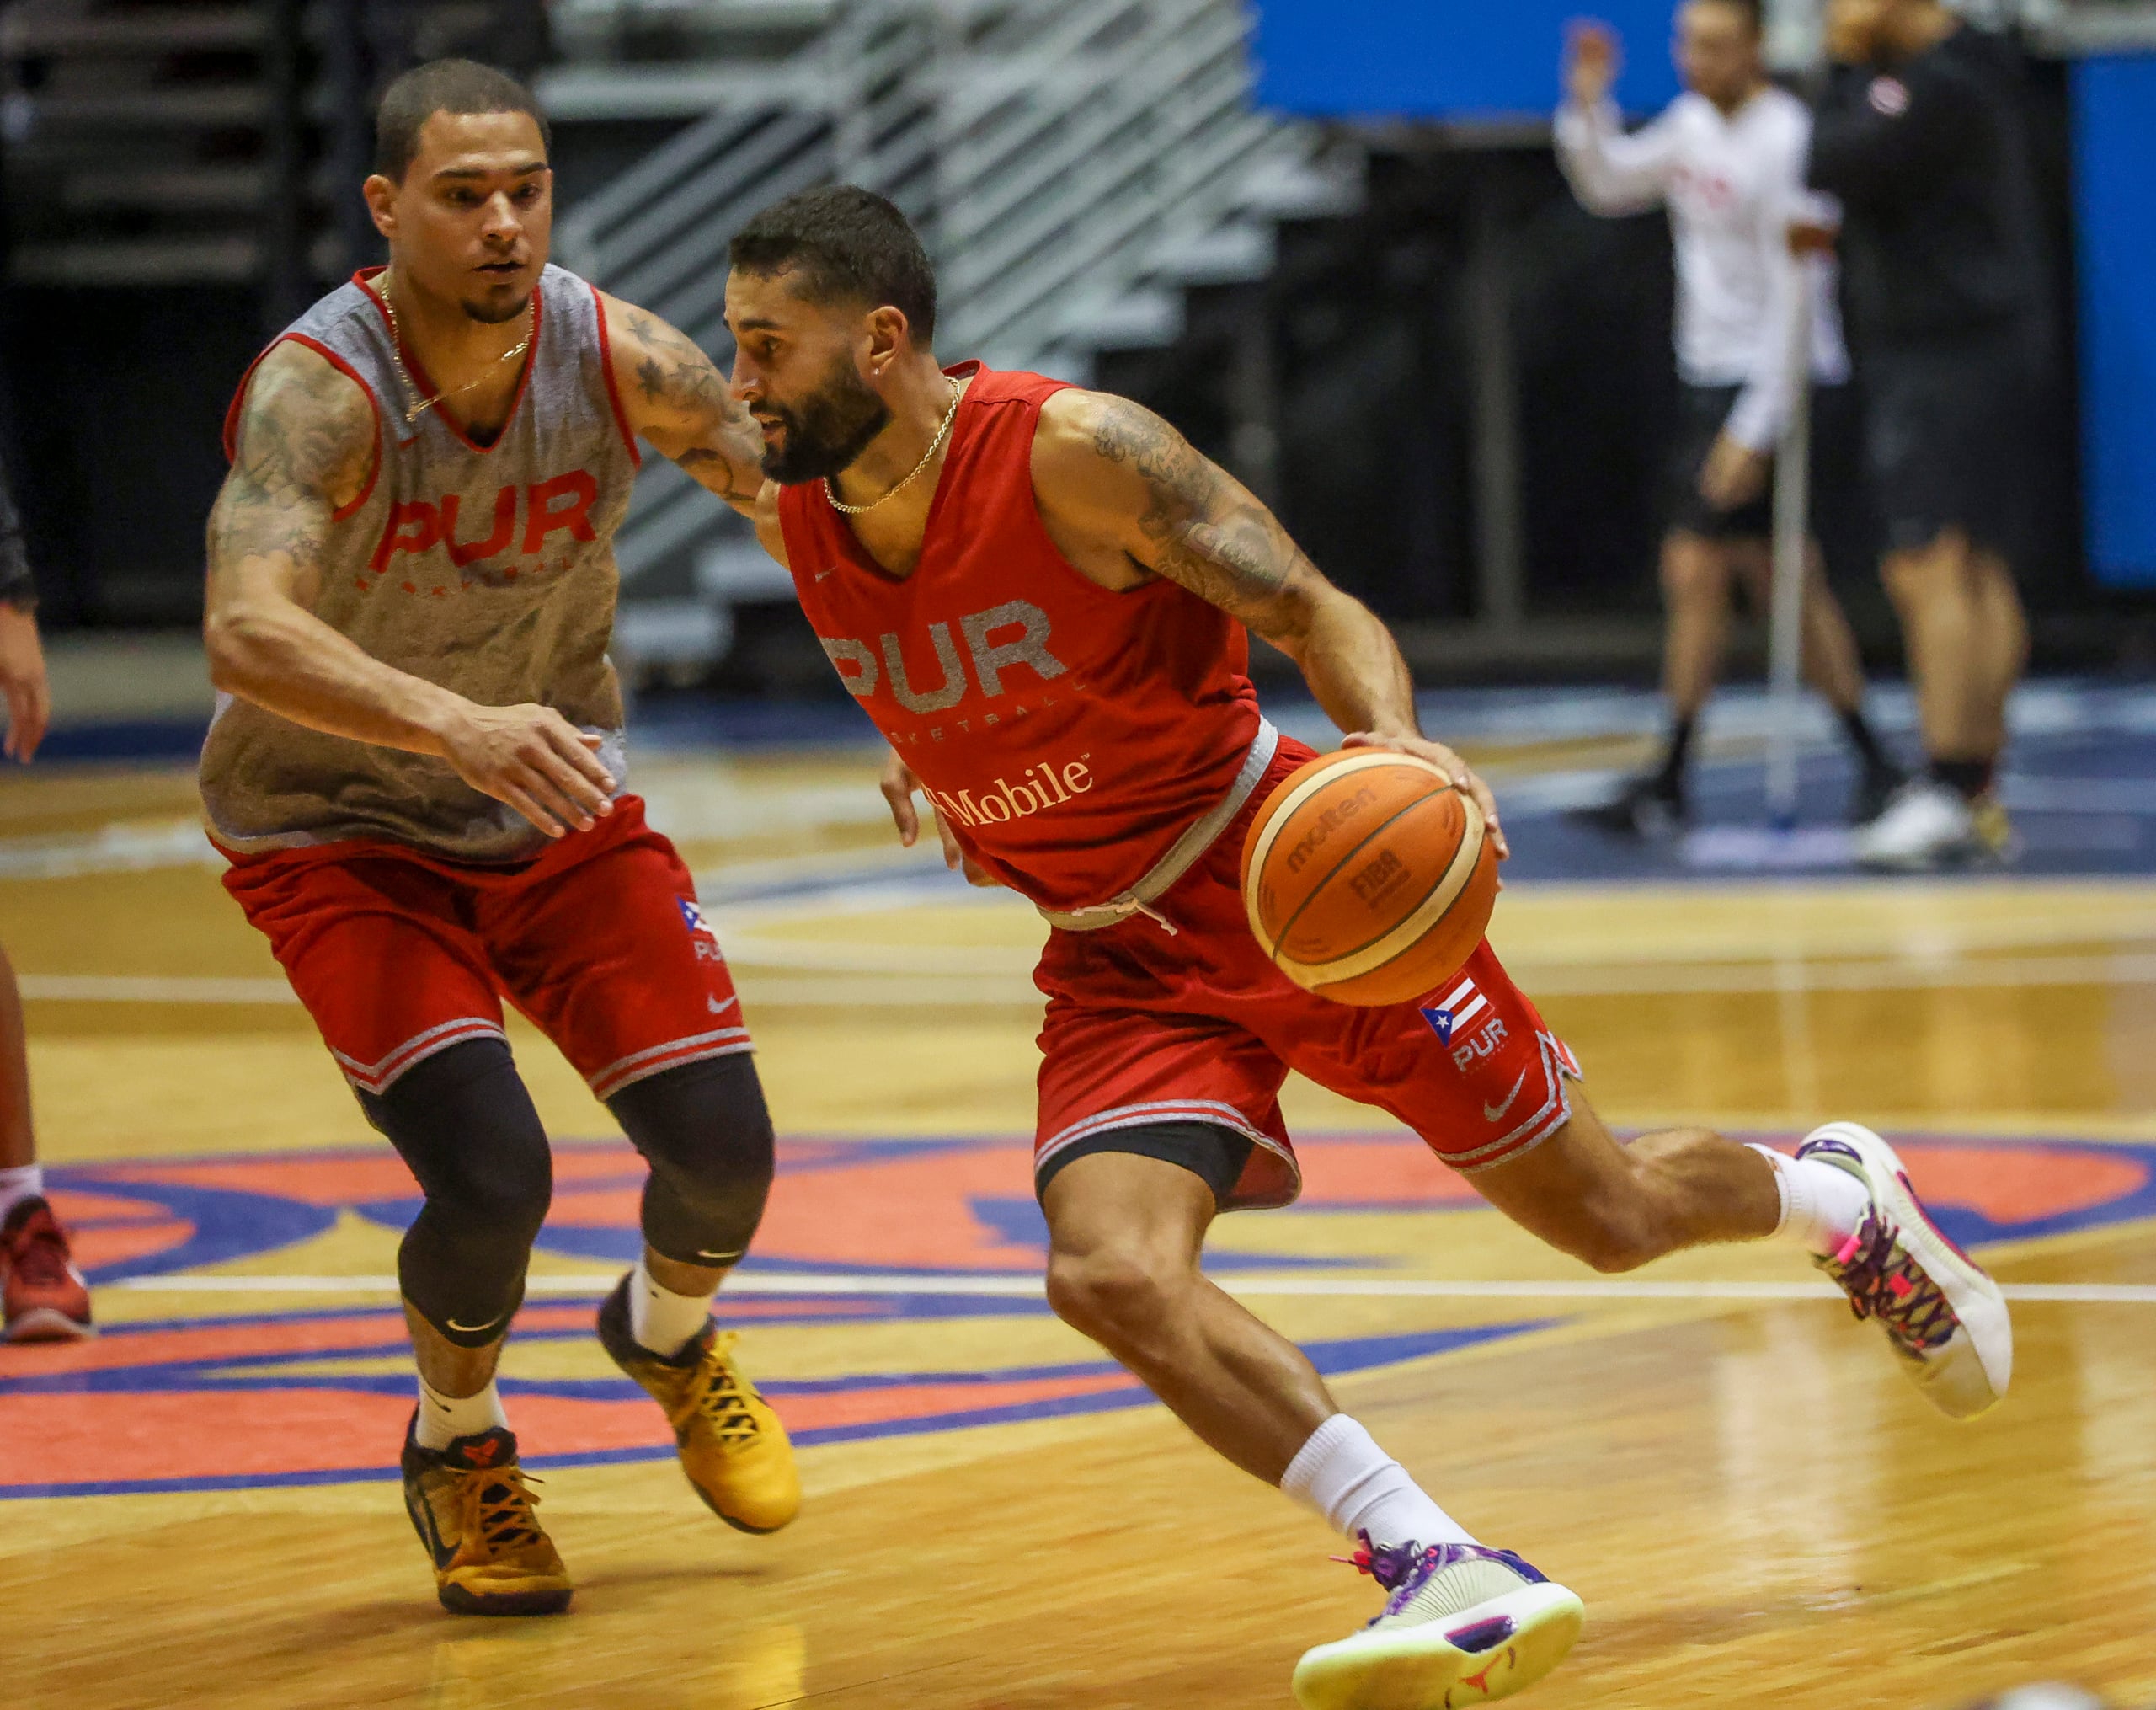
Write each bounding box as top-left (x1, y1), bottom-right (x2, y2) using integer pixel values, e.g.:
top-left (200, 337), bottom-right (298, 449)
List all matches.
top-left (1863, 329), bottom-right (2035, 558)
top-left (1665, 382), bottom-right (1852, 542)
top-left (1668, 382), bottom-right (1775, 540)
top-left (1033, 1120), bottom-right (1255, 1210)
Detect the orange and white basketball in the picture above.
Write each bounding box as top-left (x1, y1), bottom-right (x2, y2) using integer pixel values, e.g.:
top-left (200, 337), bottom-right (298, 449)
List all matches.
top-left (1240, 748), bottom-right (1498, 1007)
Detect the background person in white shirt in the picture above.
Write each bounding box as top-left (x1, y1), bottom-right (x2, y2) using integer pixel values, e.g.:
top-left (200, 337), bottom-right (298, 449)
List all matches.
top-left (1557, 0), bottom-right (1902, 838)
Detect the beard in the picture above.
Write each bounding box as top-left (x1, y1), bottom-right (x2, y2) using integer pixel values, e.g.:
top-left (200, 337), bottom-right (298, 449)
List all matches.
top-left (460, 289), bottom-right (535, 327)
top-left (759, 356), bottom-right (893, 485)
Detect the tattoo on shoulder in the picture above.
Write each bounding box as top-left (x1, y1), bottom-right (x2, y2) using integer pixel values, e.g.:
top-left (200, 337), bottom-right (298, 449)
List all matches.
top-left (621, 308), bottom-right (760, 501)
top-left (1086, 396), bottom-right (1304, 622)
top-left (210, 346), bottom-right (375, 573)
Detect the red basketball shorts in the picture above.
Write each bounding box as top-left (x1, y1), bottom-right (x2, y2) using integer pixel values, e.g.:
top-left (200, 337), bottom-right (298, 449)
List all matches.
top-left (218, 796), bottom-right (750, 1100)
top-left (1033, 739), bottom-right (1581, 1210)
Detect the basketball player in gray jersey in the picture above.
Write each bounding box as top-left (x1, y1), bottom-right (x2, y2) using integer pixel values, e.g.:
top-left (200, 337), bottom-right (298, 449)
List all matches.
top-left (202, 61), bottom-right (795, 1616)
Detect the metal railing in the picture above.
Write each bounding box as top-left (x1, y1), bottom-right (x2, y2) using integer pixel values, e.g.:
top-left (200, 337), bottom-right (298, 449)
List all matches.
top-left (552, 0), bottom-right (1315, 590)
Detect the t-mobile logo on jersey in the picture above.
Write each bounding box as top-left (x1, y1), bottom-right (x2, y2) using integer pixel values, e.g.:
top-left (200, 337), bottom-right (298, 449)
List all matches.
top-left (818, 599), bottom-right (1066, 714)
top-left (927, 753), bottom-right (1095, 830)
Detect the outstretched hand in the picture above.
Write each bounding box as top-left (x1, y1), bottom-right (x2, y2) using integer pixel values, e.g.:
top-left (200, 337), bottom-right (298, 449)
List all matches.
top-left (880, 749), bottom-right (1003, 888)
top-left (1565, 19), bottom-right (1621, 108)
top-left (1341, 731), bottom-right (1511, 864)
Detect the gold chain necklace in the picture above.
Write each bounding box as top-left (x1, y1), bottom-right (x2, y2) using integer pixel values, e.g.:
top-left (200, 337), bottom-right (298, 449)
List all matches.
top-left (824, 379), bottom-right (963, 516)
top-left (376, 274), bottom-right (534, 426)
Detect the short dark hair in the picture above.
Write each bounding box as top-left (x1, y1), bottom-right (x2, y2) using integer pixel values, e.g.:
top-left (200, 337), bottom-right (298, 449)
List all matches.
top-left (373, 59), bottom-right (550, 182)
top-left (730, 186), bottom-right (938, 345)
top-left (1694, 0), bottom-right (1765, 33)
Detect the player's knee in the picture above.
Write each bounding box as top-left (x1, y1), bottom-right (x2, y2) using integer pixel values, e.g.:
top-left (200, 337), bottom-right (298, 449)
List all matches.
top-left (362, 1038), bottom-right (554, 1241)
top-left (608, 1053), bottom-right (775, 1265)
top-left (1045, 1242), bottom-right (1184, 1346)
top-left (1660, 537), bottom-right (1726, 607)
top-left (366, 1041), bottom-right (553, 1237)
top-left (360, 1039), bottom-right (553, 1340)
top-left (1570, 1213), bottom-right (1662, 1274)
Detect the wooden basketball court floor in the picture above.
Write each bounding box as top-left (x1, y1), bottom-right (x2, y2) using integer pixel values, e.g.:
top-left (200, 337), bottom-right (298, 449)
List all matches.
top-left (3, 731), bottom-right (2154, 1710)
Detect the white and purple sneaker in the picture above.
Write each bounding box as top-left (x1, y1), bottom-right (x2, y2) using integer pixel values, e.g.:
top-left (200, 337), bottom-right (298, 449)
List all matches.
top-left (1292, 1534), bottom-right (1583, 1709)
top-left (1799, 1122), bottom-right (2013, 1420)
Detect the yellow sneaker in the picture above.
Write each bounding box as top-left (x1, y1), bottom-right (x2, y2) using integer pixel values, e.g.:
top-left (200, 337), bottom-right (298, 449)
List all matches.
top-left (598, 1274), bottom-right (800, 1533)
top-left (400, 1415), bottom-right (573, 1616)
top-left (1970, 793), bottom-right (2020, 863)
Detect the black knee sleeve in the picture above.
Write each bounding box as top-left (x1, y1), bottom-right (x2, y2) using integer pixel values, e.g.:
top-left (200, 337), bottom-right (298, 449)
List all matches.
top-left (359, 1038), bottom-right (552, 1349)
top-left (606, 1053), bottom-right (774, 1268)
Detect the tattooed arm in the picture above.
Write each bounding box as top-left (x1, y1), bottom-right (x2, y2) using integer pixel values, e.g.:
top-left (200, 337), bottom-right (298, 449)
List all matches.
top-left (598, 292), bottom-right (786, 559)
top-left (204, 341), bottom-right (616, 837)
top-left (1031, 389), bottom-right (1506, 855)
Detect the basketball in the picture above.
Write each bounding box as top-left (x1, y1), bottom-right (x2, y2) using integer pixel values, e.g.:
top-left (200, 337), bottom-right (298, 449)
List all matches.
top-left (1241, 749), bottom-right (1498, 1007)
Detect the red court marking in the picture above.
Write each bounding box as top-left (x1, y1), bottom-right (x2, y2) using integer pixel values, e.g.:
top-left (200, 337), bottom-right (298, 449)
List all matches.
top-left (96, 1155), bottom-right (424, 1206)
top-left (3, 1390), bottom-right (420, 1483)
top-left (2, 1375), bottom-right (1143, 1488)
top-left (1897, 1142), bottom-right (2148, 1222)
top-left (48, 1189), bottom-right (195, 1271)
top-left (548, 1185), bottom-right (645, 1227)
top-left (758, 1145), bottom-right (1045, 1270)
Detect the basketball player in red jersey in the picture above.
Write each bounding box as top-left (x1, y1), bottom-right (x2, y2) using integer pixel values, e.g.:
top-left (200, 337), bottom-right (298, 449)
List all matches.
top-left (201, 61), bottom-right (798, 1615)
top-left (710, 186), bottom-right (2012, 1707)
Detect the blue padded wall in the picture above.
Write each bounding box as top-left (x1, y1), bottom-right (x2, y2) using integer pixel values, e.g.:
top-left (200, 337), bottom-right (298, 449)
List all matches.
top-left (2073, 54), bottom-right (2156, 589)
top-left (1252, 0), bottom-right (1683, 121)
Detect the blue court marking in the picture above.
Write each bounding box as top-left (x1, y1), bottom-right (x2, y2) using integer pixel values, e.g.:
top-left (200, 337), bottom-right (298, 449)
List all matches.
top-left (75, 1179), bottom-right (338, 1285)
top-left (0, 1323), bottom-right (1546, 1500)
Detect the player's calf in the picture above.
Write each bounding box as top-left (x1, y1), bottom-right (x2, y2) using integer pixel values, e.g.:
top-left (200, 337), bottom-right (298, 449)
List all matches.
top-left (1470, 1108), bottom-right (1780, 1276)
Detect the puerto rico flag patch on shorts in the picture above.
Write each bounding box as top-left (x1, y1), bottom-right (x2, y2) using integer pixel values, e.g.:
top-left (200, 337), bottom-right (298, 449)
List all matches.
top-left (1420, 974), bottom-right (1490, 1045)
top-left (678, 897), bottom-right (716, 940)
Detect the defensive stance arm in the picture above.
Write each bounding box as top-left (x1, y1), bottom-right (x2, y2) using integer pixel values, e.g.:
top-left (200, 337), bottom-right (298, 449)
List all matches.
top-left (599, 293), bottom-right (786, 558)
top-left (204, 340), bottom-right (613, 837)
top-left (1033, 389), bottom-right (1507, 857)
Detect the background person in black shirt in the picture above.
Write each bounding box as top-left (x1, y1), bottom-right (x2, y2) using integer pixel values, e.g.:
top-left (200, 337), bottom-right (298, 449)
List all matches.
top-left (0, 454), bottom-right (88, 1342)
top-left (1808, 0), bottom-right (2044, 870)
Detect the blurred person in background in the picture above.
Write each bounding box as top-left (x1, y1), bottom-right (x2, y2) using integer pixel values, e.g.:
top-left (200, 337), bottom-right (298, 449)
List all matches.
top-left (0, 450), bottom-right (86, 1342)
top-left (1809, 0), bottom-right (2046, 869)
top-left (1557, 0), bottom-right (1902, 839)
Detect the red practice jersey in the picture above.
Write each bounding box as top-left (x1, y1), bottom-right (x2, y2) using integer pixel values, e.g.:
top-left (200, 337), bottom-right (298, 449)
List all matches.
top-left (779, 364), bottom-right (1263, 913)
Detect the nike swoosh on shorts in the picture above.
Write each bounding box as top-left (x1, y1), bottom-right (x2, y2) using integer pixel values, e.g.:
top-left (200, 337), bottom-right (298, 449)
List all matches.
top-left (1483, 1068), bottom-right (1529, 1125)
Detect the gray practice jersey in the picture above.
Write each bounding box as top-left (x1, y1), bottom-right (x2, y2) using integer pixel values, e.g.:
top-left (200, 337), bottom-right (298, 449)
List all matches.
top-left (199, 264), bottom-right (641, 862)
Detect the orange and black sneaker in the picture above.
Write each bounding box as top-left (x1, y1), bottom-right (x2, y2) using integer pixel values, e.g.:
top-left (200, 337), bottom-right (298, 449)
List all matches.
top-left (597, 1274), bottom-right (800, 1534)
top-left (3, 1195), bottom-right (93, 1344)
top-left (400, 1413), bottom-right (573, 1616)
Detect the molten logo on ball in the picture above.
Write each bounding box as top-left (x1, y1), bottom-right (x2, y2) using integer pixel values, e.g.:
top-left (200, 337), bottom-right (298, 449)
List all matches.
top-left (1241, 750), bottom-right (1501, 1008)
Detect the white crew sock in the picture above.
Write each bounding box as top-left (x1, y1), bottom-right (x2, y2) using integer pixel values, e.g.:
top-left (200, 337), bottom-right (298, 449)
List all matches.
top-left (1749, 1144), bottom-right (1871, 1258)
top-left (414, 1374), bottom-right (510, 1450)
top-left (0, 1164), bottom-right (43, 1222)
top-left (1280, 1414), bottom-right (1478, 1551)
top-left (629, 1256), bottom-right (717, 1357)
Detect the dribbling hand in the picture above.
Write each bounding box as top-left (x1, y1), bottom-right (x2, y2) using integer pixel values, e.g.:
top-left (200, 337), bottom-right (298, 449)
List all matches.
top-left (880, 749), bottom-right (1002, 888)
top-left (1340, 731), bottom-right (1511, 864)
top-left (437, 700), bottom-right (616, 838)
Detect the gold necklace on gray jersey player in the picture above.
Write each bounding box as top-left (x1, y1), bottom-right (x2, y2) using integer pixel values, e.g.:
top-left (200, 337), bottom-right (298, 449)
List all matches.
top-left (376, 273), bottom-right (535, 426)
